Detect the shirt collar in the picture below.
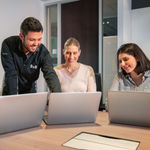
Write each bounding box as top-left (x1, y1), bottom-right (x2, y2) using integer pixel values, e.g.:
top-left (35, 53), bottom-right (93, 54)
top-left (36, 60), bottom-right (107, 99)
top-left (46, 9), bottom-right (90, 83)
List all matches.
top-left (144, 70), bottom-right (150, 78)
top-left (124, 70), bottom-right (150, 85)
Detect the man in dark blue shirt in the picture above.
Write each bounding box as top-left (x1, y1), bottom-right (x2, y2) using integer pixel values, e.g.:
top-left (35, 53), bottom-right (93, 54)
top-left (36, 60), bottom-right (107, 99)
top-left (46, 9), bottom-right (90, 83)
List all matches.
top-left (1, 17), bottom-right (61, 95)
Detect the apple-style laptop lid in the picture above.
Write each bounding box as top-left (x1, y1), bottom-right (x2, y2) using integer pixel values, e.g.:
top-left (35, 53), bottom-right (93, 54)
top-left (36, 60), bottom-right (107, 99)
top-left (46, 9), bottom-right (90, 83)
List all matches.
top-left (0, 92), bottom-right (48, 134)
top-left (108, 91), bottom-right (150, 127)
top-left (44, 92), bottom-right (101, 125)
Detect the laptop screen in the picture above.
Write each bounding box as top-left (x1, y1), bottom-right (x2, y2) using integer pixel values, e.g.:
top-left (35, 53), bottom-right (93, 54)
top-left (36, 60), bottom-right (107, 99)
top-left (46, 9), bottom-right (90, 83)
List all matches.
top-left (108, 91), bottom-right (150, 127)
top-left (45, 92), bottom-right (101, 125)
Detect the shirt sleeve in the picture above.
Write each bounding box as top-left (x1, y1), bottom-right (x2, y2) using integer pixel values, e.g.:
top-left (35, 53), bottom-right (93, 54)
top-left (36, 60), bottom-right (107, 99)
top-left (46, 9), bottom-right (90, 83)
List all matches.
top-left (1, 41), bottom-right (18, 95)
top-left (41, 52), bottom-right (61, 92)
top-left (87, 66), bottom-right (96, 92)
top-left (110, 74), bottom-right (120, 91)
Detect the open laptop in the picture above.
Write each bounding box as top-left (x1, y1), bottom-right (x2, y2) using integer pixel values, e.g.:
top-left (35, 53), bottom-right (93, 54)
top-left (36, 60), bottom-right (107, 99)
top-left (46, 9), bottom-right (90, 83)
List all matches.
top-left (108, 91), bottom-right (150, 127)
top-left (0, 92), bottom-right (48, 134)
top-left (44, 92), bottom-right (101, 125)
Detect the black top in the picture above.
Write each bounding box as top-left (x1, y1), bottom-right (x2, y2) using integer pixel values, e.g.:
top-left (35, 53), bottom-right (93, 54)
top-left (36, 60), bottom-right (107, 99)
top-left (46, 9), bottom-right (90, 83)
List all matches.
top-left (1, 36), bottom-right (61, 95)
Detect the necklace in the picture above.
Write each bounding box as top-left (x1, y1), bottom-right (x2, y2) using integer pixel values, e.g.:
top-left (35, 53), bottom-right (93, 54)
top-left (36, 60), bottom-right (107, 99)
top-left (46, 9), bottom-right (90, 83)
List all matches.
top-left (64, 63), bottom-right (80, 76)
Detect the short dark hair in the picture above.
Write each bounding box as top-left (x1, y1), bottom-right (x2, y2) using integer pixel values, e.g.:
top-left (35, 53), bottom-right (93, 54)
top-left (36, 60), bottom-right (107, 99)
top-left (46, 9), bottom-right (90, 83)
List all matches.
top-left (20, 17), bottom-right (43, 36)
top-left (117, 43), bottom-right (150, 74)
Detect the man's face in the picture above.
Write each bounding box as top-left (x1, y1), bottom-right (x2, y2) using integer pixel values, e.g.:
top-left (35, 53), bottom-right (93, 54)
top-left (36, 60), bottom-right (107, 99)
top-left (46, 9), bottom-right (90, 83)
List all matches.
top-left (20, 31), bottom-right (42, 55)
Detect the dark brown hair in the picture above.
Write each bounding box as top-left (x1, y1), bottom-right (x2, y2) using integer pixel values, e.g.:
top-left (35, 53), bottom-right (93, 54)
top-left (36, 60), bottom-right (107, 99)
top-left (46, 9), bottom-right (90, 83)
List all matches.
top-left (117, 43), bottom-right (150, 75)
top-left (20, 17), bottom-right (43, 36)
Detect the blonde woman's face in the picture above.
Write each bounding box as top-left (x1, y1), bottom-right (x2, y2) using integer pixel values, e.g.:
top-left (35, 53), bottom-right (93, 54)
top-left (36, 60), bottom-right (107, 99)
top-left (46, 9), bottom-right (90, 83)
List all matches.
top-left (63, 45), bottom-right (81, 64)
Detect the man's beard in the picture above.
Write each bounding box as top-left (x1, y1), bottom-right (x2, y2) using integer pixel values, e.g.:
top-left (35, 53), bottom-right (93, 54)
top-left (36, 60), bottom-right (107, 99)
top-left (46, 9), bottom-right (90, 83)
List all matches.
top-left (22, 40), bottom-right (33, 55)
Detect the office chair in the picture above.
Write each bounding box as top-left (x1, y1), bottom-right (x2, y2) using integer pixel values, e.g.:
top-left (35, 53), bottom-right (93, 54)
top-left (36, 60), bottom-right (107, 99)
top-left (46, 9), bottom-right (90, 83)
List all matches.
top-left (95, 73), bottom-right (105, 111)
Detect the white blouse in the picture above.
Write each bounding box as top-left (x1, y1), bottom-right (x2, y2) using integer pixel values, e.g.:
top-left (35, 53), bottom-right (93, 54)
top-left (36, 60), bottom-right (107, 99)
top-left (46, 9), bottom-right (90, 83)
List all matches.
top-left (54, 63), bottom-right (96, 92)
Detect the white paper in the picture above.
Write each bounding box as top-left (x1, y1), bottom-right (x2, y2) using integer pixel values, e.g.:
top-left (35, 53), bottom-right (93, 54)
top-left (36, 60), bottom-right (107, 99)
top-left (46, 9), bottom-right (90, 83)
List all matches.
top-left (63, 132), bottom-right (139, 150)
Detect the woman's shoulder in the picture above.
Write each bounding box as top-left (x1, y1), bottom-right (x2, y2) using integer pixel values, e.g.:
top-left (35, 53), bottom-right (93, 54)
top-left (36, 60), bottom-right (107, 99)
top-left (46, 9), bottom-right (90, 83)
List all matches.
top-left (80, 63), bottom-right (95, 76)
top-left (112, 72), bottom-right (126, 82)
top-left (80, 63), bottom-right (94, 71)
top-left (144, 70), bottom-right (150, 77)
top-left (54, 64), bottom-right (64, 71)
top-left (54, 65), bottom-right (65, 75)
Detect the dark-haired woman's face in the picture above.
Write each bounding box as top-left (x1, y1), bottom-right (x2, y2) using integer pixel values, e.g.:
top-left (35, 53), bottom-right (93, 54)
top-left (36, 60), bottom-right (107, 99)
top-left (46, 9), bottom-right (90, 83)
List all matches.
top-left (119, 53), bottom-right (138, 73)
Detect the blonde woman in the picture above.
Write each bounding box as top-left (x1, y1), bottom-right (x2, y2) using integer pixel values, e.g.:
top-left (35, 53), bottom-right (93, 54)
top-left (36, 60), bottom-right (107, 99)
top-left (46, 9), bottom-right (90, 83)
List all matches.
top-left (54, 37), bottom-right (96, 92)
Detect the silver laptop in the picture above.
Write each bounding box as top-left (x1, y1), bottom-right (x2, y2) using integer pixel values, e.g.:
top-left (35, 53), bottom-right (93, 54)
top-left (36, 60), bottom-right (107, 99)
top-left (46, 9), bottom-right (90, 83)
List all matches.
top-left (44, 92), bottom-right (101, 125)
top-left (108, 91), bottom-right (150, 127)
top-left (0, 92), bottom-right (48, 134)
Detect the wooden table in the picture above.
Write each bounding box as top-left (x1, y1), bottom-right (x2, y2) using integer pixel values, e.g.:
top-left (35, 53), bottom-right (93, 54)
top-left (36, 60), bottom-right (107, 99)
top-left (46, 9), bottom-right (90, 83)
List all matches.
top-left (0, 111), bottom-right (150, 150)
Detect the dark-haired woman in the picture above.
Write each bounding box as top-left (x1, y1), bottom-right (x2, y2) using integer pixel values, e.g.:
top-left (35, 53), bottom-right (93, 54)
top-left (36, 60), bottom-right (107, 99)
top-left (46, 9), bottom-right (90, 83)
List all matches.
top-left (110, 43), bottom-right (150, 91)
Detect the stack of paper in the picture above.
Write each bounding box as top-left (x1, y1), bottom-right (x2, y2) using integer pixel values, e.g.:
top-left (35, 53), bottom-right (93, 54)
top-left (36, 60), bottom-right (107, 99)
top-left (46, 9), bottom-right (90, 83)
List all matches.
top-left (63, 132), bottom-right (139, 150)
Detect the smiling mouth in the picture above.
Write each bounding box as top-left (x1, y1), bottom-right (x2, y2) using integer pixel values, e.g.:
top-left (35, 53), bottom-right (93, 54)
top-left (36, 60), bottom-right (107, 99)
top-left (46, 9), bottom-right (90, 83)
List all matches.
top-left (124, 67), bottom-right (129, 70)
top-left (122, 66), bottom-right (130, 71)
top-left (31, 46), bottom-right (37, 50)
top-left (69, 59), bottom-right (74, 62)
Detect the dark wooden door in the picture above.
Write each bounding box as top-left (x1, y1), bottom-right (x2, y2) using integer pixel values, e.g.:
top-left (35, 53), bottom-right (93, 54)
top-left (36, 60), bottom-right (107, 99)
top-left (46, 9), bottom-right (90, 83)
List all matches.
top-left (61, 0), bottom-right (98, 72)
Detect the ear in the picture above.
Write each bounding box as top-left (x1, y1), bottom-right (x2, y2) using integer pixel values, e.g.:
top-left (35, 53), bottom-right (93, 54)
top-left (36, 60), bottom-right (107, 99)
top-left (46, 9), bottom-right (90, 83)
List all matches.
top-left (78, 49), bottom-right (81, 56)
top-left (19, 33), bottom-right (24, 41)
top-left (62, 49), bottom-right (65, 56)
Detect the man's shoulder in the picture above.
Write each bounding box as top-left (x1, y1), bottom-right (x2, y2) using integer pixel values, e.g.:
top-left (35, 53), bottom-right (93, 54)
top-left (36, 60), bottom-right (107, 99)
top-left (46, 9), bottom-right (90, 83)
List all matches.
top-left (38, 44), bottom-right (49, 53)
top-left (3, 36), bottom-right (21, 49)
top-left (36, 44), bottom-right (52, 62)
top-left (2, 36), bottom-right (21, 53)
top-left (3, 36), bottom-right (20, 43)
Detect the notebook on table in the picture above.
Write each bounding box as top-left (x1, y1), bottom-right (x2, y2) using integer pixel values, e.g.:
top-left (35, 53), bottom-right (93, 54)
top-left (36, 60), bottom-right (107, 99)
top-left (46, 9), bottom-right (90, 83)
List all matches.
top-left (0, 92), bottom-right (48, 134)
top-left (108, 91), bottom-right (150, 127)
top-left (44, 92), bottom-right (101, 125)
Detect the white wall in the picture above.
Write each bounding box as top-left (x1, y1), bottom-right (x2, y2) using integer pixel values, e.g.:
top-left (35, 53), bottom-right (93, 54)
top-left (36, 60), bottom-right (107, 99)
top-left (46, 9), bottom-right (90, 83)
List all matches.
top-left (0, 0), bottom-right (43, 49)
top-left (0, 0), bottom-right (46, 92)
top-left (118, 0), bottom-right (132, 47)
top-left (103, 36), bottom-right (117, 103)
top-left (118, 0), bottom-right (150, 59)
top-left (132, 7), bottom-right (150, 58)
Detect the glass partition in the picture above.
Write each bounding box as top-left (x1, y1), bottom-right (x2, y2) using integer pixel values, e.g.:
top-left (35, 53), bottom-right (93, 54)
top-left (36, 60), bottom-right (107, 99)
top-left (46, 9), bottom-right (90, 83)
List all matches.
top-left (102, 0), bottom-right (118, 104)
top-left (46, 4), bottom-right (58, 66)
